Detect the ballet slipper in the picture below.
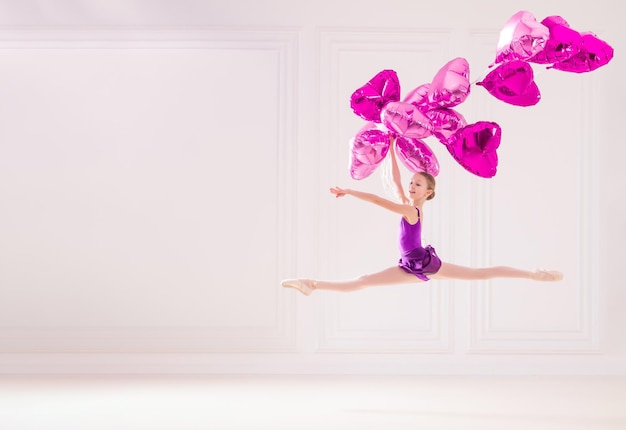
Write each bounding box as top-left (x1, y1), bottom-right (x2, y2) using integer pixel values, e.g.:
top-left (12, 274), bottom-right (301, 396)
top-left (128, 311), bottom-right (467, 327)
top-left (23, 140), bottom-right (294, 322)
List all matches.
top-left (530, 270), bottom-right (564, 282)
top-left (281, 279), bottom-right (316, 295)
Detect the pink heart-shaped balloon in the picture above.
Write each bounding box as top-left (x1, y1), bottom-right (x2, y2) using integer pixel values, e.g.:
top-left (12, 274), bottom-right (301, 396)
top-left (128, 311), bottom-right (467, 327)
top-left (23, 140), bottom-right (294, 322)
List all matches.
top-left (428, 57), bottom-right (471, 108)
top-left (381, 101), bottom-right (434, 139)
top-left (425, 108), bottom-right (467, 143)
top-left (395, 137), bottom-right (440, 177)
top-left (541, 15), bottom-right (570, 28)
top-left (446, 121), bottom-right (501, 178)
top-left (477, 60), bottom-right (541, 107)
top-left (551, 32), bottom-right (614, 73)
top-left (350, 69), bottom-right (401, 122)
top-left (495, 10), bottom-right (550, 64)
top-left (402, 83), bottom-right (431, 112)
top-left (529, 16), bottom-right (582, 65)
top-left (349, 122), bottom-right (391, 180)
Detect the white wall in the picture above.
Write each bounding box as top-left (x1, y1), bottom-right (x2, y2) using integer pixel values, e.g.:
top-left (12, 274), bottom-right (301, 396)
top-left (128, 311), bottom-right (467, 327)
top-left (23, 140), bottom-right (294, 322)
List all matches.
top-left (0, 0), bottom-right (624, 375)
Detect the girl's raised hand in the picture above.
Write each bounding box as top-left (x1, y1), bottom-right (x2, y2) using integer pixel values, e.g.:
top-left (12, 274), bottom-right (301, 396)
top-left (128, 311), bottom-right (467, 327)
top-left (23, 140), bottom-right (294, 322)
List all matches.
top-left (330, 186), bottom-right (347, 198)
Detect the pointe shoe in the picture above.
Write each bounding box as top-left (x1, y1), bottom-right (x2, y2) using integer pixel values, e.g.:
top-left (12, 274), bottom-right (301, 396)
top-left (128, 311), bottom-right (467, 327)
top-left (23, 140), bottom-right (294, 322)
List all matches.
top-left (531, 270), bottom-right (564, 282)
top-left (281, 279), bottom-right (315, 296)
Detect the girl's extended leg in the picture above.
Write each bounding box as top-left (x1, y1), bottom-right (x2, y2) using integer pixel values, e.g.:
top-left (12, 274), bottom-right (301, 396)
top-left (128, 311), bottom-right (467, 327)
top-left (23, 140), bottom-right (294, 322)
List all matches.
top-left (282, 263), bottom-right (563, 295)
top-left (431, 262), bottom-right (562, 281)
top-left (282, 266), bottom-right (421, 295)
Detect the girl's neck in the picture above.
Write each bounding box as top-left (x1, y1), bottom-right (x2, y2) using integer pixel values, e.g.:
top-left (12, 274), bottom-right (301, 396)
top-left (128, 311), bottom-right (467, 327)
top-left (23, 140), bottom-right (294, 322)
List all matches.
top-left (410, 198), bottom-right (425, 208)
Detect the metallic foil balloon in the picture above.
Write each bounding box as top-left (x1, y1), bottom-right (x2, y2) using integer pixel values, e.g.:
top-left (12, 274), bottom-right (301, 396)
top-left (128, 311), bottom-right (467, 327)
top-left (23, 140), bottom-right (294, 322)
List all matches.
top-left (495, 10), bottom-right (549, 64)
top-left (445, 122), bottom-right (501, 178)
top-left (395, 136), bottom-right (440, 177)
top-left (529, 16), bottom-right (582, 65)
top-left (402, 83), bottom-right (431, 112)
top-left (425, 108), bottom-right (467, 143)
top-left (476, 60), bottom-right (541, 107)
top-left (428, 57), bottom-right (471, 108)
top-left (350, 69), bottom-right (401, 122)
top-left (349, 122), bottom-right (390, 180)
top-left (381, 101), bottom-right (434, 139)
top-left (551, 32), bottom-right (614, 73)
top-left (541, 15), bottom-right (569, 28)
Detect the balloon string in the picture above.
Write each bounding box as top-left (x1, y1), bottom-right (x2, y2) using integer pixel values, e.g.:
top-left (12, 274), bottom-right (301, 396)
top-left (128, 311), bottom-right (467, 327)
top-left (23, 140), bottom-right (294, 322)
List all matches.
top-left (380, 154), bottom-right (400, 202)
top-left (470, 64), bottom-right (494, 86)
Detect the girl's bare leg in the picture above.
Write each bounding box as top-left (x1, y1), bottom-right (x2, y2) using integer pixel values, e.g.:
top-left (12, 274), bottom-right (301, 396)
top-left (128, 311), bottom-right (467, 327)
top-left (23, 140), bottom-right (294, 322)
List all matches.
top-left (316, 266), bottom-right (421, 292)
top-left (282, 266), bottom-right (421, 295)
top-left (431, 262), bottom-right (563, 281)
top-left (283, 263), bottom-right (563, 295)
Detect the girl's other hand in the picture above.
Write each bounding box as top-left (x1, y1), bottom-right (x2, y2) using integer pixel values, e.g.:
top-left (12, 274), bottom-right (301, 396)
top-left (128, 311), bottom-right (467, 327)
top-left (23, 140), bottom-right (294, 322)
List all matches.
top-left (330, 187), bottom-right (347, 198)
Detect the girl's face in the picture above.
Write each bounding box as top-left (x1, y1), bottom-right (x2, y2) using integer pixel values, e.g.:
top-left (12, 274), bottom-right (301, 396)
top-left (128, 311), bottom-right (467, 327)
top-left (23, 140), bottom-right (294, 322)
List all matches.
top-left (408, 173), bottom-right (432, 201)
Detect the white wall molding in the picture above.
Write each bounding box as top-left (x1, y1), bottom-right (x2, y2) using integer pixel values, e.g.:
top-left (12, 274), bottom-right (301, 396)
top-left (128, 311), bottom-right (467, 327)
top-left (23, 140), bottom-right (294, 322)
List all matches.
top-left (315, 28), bottom-right (456, 353)
top-left (1, 352), bottom-right (625, 375)
top-left (0, 28), bottom-right (300, 353)
top-left (465, 31), bottom-right (601, 354)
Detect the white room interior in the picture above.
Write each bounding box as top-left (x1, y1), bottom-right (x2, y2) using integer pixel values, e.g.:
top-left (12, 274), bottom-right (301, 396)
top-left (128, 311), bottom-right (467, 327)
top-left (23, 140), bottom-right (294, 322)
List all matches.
top-left (0, 0), bottom-right (624, 429)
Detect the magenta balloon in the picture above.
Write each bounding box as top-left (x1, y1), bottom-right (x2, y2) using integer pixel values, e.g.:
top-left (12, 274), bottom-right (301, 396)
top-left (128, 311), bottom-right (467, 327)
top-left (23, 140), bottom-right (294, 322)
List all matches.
top-left (425, 108), bottom-right (467, 143)
top-left (428, 57), bottom-right (471, 108)
top-left (529, 20), bottom-right (582, 65)
top-left (395, 137), bottom-right (440, 177)
top-left (541, 15), bottom-right (569, 28)
top-left (446, 122), bottom-right (501, 178)
top-left (402, 83), bottom-right (431, 112)
top-left (495, 10), bottom-right (549, 64)
top-left (350, 69), bottom-right (401, 122)
top-left (551, 32), bottom-right (614, 73)
top-left (477, 60), bottom-right (541, 107)
top-left (381, 101), bottom-right (434, 139)
top-left (349, 123), bottom-right (390, 180)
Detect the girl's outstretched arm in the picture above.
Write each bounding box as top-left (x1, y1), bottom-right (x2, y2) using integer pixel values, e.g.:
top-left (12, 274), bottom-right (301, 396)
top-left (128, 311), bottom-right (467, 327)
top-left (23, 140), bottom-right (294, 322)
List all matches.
top-left (330, 186), bottom-right (416, 221)
top-left (388, 136), bottom-right (410, 204)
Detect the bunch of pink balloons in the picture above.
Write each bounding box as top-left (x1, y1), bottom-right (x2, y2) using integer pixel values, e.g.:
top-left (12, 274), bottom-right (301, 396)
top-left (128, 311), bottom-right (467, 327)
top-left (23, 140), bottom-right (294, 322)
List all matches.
top-left (347, 10), bottom-right (613, 179)
top-left (350, 60), bottom-right (501, 179)
top-left (477, 11), bottom-right (614, 107)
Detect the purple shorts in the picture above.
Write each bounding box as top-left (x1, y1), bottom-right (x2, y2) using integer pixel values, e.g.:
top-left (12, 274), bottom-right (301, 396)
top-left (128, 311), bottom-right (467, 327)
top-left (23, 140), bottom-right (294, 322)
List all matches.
top-left (398, 245), bottom-right (442, 281)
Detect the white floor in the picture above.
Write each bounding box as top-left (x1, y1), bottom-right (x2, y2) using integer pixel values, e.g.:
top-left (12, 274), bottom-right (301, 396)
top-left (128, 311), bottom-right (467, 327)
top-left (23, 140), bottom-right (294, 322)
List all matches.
top-left (1, 375), bottom-right (625, 430)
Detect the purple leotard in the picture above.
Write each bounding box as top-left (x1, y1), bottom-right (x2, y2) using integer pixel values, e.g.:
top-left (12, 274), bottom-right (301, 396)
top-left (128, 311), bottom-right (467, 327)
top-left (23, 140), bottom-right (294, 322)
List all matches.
top-left (398, 208), bottom-right (441, 281)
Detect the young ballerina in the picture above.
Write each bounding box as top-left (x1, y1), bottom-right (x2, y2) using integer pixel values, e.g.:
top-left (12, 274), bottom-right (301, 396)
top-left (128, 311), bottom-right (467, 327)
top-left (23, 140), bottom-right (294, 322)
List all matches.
top-left (282, 138), bottom-right (563, 295)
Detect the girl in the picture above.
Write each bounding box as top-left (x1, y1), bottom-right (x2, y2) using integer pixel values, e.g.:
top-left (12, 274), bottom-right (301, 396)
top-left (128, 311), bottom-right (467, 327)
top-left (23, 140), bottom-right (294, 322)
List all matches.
top-left (282, 139), bottom-right (563, 296)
